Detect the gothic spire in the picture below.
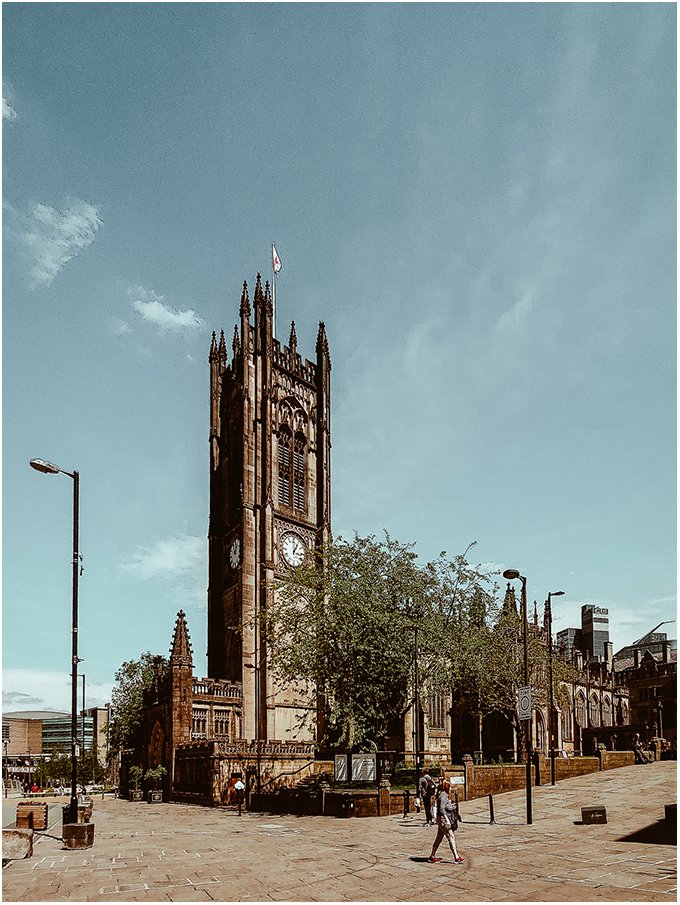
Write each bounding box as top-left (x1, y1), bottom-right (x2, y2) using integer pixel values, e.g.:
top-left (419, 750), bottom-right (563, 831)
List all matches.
top-left (232, 324), bottom-right (241, 357)
top-left (502, 582), bottom-right (517, 616)
top-left (253, 272), bottom-right (264, 307)
top-left (316, 321), bottom-right (330, 359)
top-left (239, 281), bottom-right (250, 318)
top-left (217, 328), bottom-right (227, 366)
top-left (289, 320), bottom-right (298, 356)
top-left (169, 610), bottom-right (193, 668)
top-left (209, 330), bottom-right (218, 363)
top-left (263, 280), bottom-right (273, 318)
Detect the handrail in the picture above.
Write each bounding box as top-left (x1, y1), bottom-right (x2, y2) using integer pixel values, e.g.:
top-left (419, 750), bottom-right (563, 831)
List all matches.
top-left (258, 760), bottom-right (319, 790)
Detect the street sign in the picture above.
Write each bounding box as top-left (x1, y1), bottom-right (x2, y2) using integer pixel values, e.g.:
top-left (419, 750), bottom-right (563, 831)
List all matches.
top-left (518, 685), bottom-right (532, 720)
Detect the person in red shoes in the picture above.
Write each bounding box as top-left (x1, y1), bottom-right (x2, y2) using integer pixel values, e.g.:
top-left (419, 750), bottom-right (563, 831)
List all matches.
top-left (428, 779), bottom-right (465, 864)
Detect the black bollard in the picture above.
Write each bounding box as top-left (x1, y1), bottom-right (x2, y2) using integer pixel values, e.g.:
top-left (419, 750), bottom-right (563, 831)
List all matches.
top-left (403, 789), bottom-right (410, 818)
top-left (489, 794), bottom-right (495, 824)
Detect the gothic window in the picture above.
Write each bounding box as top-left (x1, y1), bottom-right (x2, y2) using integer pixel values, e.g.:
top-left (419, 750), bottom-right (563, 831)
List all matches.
top-left (589, 694), bottom-right (600, 727)
top-left (293, 435), bottom-right (306, 510)
top-left (561, 705), bottom-right (572, 741)
top-left (428, 693), bottom-right (447, 729)
top-left (191, 707), bottom-right (208, 739)
top-left (602, 696), bottom-right (612, 727)
top-left (575, 692), bottom-right (586, 727)
top-left (214, 709), bottom-right (231, 738)
top-left (278, 427), bottom-right (306, 512)
top-left (278, 429), bottom-right (291, 507)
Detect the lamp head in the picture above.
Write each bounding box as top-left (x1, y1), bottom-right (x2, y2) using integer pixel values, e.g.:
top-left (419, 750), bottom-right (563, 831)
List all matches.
top-left (551, 591), bottom-right (565, 597)
top-left (30, 458), bottom-right (60, 475)
top-left (502, 568), bottom-right (520, 580)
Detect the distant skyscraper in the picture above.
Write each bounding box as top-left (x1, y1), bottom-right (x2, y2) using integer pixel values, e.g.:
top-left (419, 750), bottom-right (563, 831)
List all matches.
top-left (581, 605), bottom-right (610, 662)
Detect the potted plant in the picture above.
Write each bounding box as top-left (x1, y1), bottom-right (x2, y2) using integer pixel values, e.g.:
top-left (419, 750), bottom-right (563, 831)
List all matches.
top-left (128, 766), bottom-right (144, 802)
top-left (144, 765), bottom-right (167, 803)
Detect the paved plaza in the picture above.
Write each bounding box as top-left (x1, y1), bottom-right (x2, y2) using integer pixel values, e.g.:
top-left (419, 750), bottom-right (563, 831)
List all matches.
top-left (2, 761), bottom-right (676, 902)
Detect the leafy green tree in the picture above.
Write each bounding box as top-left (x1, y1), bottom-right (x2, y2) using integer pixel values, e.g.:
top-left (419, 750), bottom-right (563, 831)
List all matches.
top-left (108, 652), bottom-right (167, 752)
top-left (271, 533), bottom-right (495, 752)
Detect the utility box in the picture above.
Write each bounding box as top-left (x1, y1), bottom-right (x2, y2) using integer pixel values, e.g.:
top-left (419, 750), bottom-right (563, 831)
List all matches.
top-left (581, 806), bottom-right (607, 824)
top-left (16, 801), bottom-right (49, 831)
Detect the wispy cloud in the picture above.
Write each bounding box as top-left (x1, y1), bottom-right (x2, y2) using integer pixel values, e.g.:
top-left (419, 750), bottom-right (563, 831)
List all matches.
top-left (109, 316), bottom-right (132, 336)
top-left (129, 286), bottom-right (205, 333)
top-left (20, 199), bottom-right (102, 288)
top-left (120, 533), bottom-right (207, 611)
top-left (2, 85), bottom-right (17, 121)
top-left (120, 533), bottom-right (205, 580)
top-left (2, 669), bottom-right (113, 712)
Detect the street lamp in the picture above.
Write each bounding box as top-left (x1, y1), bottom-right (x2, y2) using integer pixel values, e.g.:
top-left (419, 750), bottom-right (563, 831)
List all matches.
top-left (30, 457), bottom-right (80, 825)
top-left (78, 673), bottom-right (86, 781)
top-left (545, 590), bottom-right (565, 785)
top-left (502, 568), bottom-right (532, 825)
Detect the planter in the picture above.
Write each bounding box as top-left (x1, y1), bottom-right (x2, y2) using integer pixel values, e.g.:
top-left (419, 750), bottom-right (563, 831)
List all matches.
top-left (129, 790), bottom-right (144, 802)
top-left (148, 790), bottom-right (163, 803)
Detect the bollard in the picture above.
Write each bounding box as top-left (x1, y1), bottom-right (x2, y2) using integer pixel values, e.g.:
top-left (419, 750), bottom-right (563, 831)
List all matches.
top-left (403, 789), bottom-right (410, 818)
top-left (489, 794), bottom-right (495, 824)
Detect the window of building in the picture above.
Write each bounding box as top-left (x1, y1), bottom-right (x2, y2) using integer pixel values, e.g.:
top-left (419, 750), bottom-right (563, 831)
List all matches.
top-left (589, 695), bottom-right (600, 727)
top-left (575, 692), bottom-right (586, 727)
top-left (191, 707), bottom-right (208, 739)
top-left (561, 706), bottom-right (572, 740)
top-left (602, 697), bottom-right (612, 727)
top-left (278, 429), bottom-right (291, 507)
top-left (278, 427), bottom-right (306, 512)
top-left (428, 693), bottom-right (447, 729)
top-left (214, 709), bottom-right (231, 738)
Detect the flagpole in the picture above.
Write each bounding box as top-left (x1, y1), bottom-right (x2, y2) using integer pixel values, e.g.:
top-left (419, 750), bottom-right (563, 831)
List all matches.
top-left (272, 242), bottom-right (277, 340)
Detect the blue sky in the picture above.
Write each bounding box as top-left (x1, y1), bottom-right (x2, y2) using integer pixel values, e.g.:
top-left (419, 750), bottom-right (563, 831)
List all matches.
top-left (3, 3), bottom-right (676, 713)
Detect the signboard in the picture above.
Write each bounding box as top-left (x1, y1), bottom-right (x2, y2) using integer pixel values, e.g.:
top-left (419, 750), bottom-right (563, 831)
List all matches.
top-left (351, 753), bottom-right (376, 782)
top-left (518, 685), bottom-right (532, 721)
top-left (334, 754), bottom-right (348, 782)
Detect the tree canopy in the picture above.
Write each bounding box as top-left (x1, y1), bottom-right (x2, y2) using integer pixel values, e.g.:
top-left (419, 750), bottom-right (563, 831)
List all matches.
top-left (108, 651), bottom-right (167, 752)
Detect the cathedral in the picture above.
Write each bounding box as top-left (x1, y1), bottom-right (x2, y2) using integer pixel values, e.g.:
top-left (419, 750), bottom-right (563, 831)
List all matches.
top-left (207, 273), bottom-right (331, 743)
top-left (125, 275), bottom-right (332, 804)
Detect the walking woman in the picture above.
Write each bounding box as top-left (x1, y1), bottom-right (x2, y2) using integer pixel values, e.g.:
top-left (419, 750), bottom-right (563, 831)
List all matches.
top-left (428, 779), bottom-right (465, 864)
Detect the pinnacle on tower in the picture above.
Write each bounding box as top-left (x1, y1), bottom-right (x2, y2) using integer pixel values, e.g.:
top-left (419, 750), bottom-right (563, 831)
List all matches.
top-left (239, 281), bottom-right (251, 318)
top-left (289, 320), bottom-right (298, 356)
top-left (217, 329), bottom-right (227, 365)
top-left (169, 610), bottom-right (194, 668)
top-left (502, 582), bottom-right (517, 615)
top-left (232, 324), bottom-right (241, 357)
top-left (253, 273), bottom-right (264, 307)
top-left (316, 321), bottom-right (330, 358)
top-left (209, 331), bottom-right (218, 362)
top-left (263, 280), bottom-right (273, 317)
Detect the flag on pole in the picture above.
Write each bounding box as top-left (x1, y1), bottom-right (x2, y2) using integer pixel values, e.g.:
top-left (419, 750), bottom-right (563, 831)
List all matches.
top-left (272, 243), bottom-right (282, 274)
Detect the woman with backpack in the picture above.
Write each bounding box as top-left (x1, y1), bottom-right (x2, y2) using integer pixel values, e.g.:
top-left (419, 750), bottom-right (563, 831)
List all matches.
top-left (428, 779), bottom-right (465, 864)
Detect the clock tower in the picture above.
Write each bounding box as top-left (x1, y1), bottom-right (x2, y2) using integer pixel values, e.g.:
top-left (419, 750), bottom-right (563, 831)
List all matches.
top-left (207, 274), bottom-right (331, 744)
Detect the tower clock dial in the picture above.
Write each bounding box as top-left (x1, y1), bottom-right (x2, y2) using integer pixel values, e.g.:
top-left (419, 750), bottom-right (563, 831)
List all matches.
top-left (229, 538), bottom-right (241, 569)
top-left (280, 532), bottom-right (305, 567)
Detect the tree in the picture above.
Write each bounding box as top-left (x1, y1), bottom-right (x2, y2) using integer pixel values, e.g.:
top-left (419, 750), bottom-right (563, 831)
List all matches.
top-left (108, 652), bottom-right (167, 752)
top-left (270, 532), bottom-right (496, 752)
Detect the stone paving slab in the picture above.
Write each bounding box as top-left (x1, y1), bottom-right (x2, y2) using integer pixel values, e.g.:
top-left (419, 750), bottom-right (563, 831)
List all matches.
top-left (2, 761), bottom-right (676, 902)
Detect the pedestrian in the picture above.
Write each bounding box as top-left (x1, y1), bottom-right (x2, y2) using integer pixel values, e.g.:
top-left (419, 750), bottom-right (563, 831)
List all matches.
top-left (419, 771), bottom-right (436, 825)
top-left (428, 779), bottom-right (465, 864)
top-left (234, 777), bottom-right (245, 816)
top-left (633, 733), bottom-right (649, 764)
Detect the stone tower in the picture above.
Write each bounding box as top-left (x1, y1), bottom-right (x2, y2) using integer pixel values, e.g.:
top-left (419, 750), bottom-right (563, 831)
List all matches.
top-left (207, 275), bottom-right (331, 744)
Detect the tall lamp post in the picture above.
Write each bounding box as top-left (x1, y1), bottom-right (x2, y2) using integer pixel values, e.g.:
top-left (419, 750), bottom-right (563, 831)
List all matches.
top-left (545, 590), bottom-right (564, 785)
top-left (30, 458), bottom-right (80, 825)
top-left (79, 673), bottom-right (86, 782)
top-left (502, 568), bottom-right (532, 825)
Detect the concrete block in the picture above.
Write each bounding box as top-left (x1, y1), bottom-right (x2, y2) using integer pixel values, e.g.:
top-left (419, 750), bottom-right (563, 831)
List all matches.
top-left (3, 828), bottom-right (33, 860)
top-left (62, 822), bottom-right (95, 850)
top-left (664, 803), bottom-right (676, 822)
top-left (581, 806), bottom-right (607, 824)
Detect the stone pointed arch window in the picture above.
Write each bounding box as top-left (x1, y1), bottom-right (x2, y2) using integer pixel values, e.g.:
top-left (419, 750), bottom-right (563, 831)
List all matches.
top-left (278, 428), bottom-right (292, 507)
top-left (277, 427), bottom-right (307, 512)
top-left (589, 694), bottom-right (600, 727)
top-left (575, 691), bottom-right (586, 727)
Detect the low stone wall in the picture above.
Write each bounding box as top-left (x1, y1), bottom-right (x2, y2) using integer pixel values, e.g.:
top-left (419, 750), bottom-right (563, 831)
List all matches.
top-left (463, 763), bottom-right (536, 801)
top-left (599, 750), bottom-right (634, 770)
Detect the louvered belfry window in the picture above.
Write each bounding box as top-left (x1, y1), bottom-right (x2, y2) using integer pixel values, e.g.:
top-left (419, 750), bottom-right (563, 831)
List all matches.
top-left (293, 435), bottom-right (306, 510)
top-left (278, 429), bottom-right (292, 506)
top-left (278, 427), bottom-right (306, 511)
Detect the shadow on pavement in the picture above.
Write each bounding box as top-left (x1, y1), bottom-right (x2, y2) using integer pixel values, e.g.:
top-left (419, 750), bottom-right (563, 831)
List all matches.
top-left (617, 820), bottom-right (676, 846)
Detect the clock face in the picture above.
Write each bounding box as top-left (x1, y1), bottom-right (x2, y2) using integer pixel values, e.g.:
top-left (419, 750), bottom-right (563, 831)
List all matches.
top-left (229, 538), bottom-right (240, 569)
top-left (281, 532), bottom-right (305, 567)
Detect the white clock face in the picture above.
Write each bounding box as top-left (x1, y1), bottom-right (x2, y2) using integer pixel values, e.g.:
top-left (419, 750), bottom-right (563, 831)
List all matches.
top-left (281, 532), bottom-right (305, 567)
top-left (229, 538), bottom-right (240, 569)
